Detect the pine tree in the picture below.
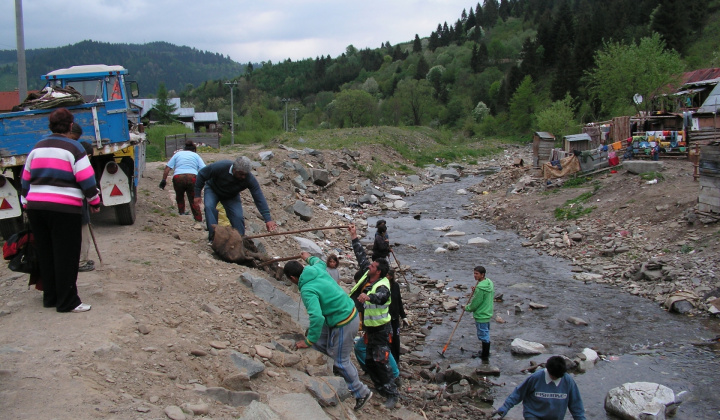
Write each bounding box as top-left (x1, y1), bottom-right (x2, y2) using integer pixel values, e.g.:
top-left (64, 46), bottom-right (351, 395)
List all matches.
top-left (483, 0), bottom-right (499, 28)
top-left (471, 44), bottom-right (480, 73)
top-left (413, 35), bottom-right (422, 53)
top-left (429, 31), bottom-right (440, 52)
top-left (466, 7), bottom-right (477, 31)
top-left (152, 83), bottom-right (177, 124)
top-left (415, 56), bottom-right (430, 80)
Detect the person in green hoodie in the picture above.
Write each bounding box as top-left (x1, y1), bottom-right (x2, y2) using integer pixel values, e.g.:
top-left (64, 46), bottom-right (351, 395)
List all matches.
top-left (283, 251), bottom-right (373, 411)
top-left (465, 265), bottom-right (494, 361)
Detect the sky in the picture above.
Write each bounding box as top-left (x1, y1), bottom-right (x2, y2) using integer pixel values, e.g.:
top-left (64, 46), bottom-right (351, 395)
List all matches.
top-left (1, 0), bottom-right (477, 63)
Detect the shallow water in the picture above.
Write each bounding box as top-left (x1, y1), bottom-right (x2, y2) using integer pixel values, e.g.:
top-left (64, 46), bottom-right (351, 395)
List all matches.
top-left (371, 175), bottom-right (720, 419)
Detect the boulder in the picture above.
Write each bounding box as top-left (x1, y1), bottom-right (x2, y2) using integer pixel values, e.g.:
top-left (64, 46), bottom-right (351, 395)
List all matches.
top-left (311, 169), bottom-right (330, 186)
top-left (623, 160), bottom-right (665, 175)
top-left (510, 338), bottom-right (546, 355)
top-left (229, 351), bottom-right (265, 379)
top-left (292, 200), bottom-right (313, 221)
top-left (258, 151), bottom-right (274, 161)
top-left (605, 382), bottom-right (678, 420)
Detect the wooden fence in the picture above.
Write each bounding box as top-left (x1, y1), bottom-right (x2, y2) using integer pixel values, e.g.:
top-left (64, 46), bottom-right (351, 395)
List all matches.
top-left (164, 133), bottom-right (220, 159)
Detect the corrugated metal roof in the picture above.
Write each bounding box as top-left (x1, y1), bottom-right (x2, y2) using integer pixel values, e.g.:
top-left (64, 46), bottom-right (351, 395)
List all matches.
top-left (698, 83), bottom-right (720, 113)
top-left (130, 98), bottom-right (182, 117)
top-left (535, 131), bottom-right (554, 140)
top-left (564, 133), bottom-right (592, 142)
top-left (176, 107), bottom-right (195, 118)
top-left (682, 68), bottom-right (720, 85)
top-left (194, 112), bottom-right (218, 122)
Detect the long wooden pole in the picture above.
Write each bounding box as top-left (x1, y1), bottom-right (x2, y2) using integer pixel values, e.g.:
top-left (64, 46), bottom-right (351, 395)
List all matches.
top-left (438, 278), bottom-right (482, 358)
top-left (258, 255), bottom-right (302, 267)
top-left (245, 225), bottom-right (349, 240)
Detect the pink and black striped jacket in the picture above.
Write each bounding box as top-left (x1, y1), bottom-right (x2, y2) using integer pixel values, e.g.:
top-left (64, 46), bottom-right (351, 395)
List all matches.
top-left (21, 134), bottom-right (100, 214)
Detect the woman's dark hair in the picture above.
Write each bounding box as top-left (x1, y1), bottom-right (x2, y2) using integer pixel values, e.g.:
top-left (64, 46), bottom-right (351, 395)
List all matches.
top-left (48, 108), bottom-right (74, 134)
top-left (283, 260), bottom-right (304, 279)
top-left (474, 266), bottom-right (486, 275)
top-left (70, 122), bottom-right (83, 138)
top-left (545, 356), bottom-right (568, 378)
top-left (326, 254), bottom-right (339, 265)
top-left (184, 140), bottom-right (196, 152)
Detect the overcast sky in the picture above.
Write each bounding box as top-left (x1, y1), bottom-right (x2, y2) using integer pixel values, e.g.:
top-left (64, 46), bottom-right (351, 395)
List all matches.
top-left (1, 1), bottom-right (476, 63)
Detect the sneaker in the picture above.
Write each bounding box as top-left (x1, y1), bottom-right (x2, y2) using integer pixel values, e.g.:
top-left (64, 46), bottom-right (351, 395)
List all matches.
top-left (384, 395), bottom-right (398, 409)
top-left (72, 303), bottom-right (91, 313)
top-left (78, 260), bottom-right (95, 272)
top-left (354, 391), bottom-right (372, 411)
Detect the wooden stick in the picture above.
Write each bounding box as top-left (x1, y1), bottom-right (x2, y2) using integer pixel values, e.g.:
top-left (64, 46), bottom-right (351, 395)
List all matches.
top-left (245, 225), bottom-right (349, 240)
top-left (258, 255), bottom-right (302, 267)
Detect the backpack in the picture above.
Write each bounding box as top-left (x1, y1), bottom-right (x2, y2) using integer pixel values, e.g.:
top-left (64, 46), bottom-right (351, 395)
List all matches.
top-left (3, 230), bottom-right (37, 274)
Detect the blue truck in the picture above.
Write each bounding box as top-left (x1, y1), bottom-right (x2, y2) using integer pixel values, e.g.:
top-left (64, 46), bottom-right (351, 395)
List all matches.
top-left (0, 64), bottom-right (146, 238)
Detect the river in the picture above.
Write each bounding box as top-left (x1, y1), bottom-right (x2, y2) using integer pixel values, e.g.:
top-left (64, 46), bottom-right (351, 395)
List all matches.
top-left (369, 174), bottom-right (720, 419)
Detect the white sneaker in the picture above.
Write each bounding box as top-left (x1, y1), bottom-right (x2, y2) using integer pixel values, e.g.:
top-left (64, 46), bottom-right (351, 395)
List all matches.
top-left (72, 303), bottom-right (92, 313)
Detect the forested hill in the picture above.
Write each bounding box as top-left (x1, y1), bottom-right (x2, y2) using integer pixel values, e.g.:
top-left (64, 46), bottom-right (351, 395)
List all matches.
top-left (0, 40), bottom-right (245, 95)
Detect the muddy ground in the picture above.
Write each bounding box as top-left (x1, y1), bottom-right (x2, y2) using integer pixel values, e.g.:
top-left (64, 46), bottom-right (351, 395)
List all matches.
top-left (0, 141), bottom-right (718, 420)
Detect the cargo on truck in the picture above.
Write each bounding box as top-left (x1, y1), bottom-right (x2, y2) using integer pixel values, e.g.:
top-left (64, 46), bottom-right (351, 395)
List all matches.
top-left (0, 64), bottom-right (146, 238)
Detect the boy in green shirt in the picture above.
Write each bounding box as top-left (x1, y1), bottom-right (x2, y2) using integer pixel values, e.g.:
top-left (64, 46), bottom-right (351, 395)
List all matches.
top-left (465, 266), bottom-right (494, 361)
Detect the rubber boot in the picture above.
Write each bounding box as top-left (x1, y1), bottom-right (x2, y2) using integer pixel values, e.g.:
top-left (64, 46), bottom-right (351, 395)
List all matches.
top-left (480, 341), bottom-right (490, 361)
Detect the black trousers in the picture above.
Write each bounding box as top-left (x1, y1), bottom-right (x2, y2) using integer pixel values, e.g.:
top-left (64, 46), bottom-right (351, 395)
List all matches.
top-left (27, 209), bottom-right (82, 312)
top-left (391, 318), bottom-right (401, 362)
top-left (365, 323), bottom-right (398, 397)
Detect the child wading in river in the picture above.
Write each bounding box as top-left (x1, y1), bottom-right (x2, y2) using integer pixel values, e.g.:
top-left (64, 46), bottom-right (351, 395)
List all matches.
top-left (465, 265), bottom-right (494, 361)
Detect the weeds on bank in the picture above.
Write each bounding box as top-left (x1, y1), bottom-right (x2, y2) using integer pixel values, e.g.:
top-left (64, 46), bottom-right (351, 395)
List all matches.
top-left (554, 186), bottom-right (600, 220)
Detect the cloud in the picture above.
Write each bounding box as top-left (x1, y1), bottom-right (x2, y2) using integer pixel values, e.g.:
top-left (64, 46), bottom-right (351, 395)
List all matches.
top-left (1, 0), bottom-right (474, 63)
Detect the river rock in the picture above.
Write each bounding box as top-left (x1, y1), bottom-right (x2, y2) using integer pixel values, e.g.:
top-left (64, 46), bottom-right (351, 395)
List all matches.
top-left (468, 237), bottom-right (490, 245)
top-left (303, 375), bottom-right (350, 406)
top-left (268, 393), bottom-right (330, 420)
top-left (445, 231), bottom-right (466, 237)
top-left (510, 338), bottom-right (545, 355)
top-left (605, 382), bottom-right (678, 420)
top-left (254, 345), bottom-right (273, 359)
top-left (567, 316), bottom-right (589, 326)
top-left (184, 402), bottom-right (210, 415)
top-left (575, 348), bottom-right (598, 372)
top-left (311, 169), bottom-right (329, 186)
top-left (443, 241), bottom-right (460, 251)
top-left (391, 186), bottom-right (407, 196)
top-left (434, 247), bottom-right (449, 254)
top-left (442, 300), bottom-right (458, 311)
top-left (291, 175), bottom-right (306, 190)
top-left (204, 387), bottom-right (261, 406)
top-left (394, 200), bottom-right (407, 209)
top-left (230, 351), bottom-right (265, 378)
top-left (238, 401), bottom-right (281, 420)
top-left (434, 225), bottom-right (452, 231)
top-left (164, 405), bottom-right (186, 420)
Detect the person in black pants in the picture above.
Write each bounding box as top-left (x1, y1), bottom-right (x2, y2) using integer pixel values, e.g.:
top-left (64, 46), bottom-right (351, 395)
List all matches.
top-left (388, 269), bottom-right (409, 364)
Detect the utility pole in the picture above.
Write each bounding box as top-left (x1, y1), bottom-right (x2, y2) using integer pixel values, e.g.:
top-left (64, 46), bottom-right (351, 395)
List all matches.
top-left (224, 81), bottom-right (237, 145)
top-left (281, 98), bottom-right (291, 132)
top-left (291, 108), bottom-right (299, 131)
top-left (15, 0), bottom-right (27, 101)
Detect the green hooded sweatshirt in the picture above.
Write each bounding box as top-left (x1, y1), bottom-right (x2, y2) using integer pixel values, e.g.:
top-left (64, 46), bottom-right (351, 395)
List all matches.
top-left (465, 278), bottom-right (494, 323)
top-left (298, 256), bottom-right (357, 346)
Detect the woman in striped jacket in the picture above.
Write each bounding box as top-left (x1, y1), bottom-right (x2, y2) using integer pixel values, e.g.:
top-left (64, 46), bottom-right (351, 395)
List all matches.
top-left (21, 108), bottom-right (100, 313)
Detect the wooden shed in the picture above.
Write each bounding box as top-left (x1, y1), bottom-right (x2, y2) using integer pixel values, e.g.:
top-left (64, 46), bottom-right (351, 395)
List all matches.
top-left (532, 131), bottom-right (555, 168)
top-left (563, 133), bottom-right (593, 152)
top-left (699, 143), bottom-right (720, 214)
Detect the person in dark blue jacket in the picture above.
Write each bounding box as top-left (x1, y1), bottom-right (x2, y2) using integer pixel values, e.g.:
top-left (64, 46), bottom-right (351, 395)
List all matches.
top-left (492, 356), bottom-right (586, 420)
top-left (194, 156), bottom-right (277, 242)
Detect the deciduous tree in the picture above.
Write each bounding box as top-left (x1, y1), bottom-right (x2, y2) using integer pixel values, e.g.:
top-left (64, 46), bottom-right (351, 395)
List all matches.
top-left (587, 33), bottom-right (685, 117)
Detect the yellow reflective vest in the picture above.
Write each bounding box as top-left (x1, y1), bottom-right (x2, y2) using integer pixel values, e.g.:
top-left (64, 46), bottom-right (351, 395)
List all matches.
top-left (350, 275), bottom-right (391, 327)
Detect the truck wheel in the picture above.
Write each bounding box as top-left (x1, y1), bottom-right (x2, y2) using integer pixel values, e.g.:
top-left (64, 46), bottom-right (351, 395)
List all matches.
top-left (0, 216), bottom-right (23, 240)
top-left (115, 183), bottom-right (136, 225)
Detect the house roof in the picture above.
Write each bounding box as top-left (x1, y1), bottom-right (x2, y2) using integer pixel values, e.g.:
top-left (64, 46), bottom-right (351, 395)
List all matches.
top-left (130, 98), bottom-right (182, 117)
top-left (194, 112), bottom-right (218, 123)
top-left (564, 133), bottom-right (592, 142)
top-left (681, 68), bottom-right (720, 86)
top-left (698, 83), bottom-right (720, 114)
top-left (534, 131), bottom-right (554, 140)
top-left (176, 107), bottom-right (195, 118)
top-left (0, 90), bottom-right (39, 111)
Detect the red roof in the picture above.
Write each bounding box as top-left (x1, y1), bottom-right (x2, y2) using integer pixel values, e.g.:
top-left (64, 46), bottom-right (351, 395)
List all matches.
top-left (681, 68), bottom-right (720, 85)
top-left (0, 90), bottom-right (41, 112)
top-left (0, 91), bottom-right (22, 112)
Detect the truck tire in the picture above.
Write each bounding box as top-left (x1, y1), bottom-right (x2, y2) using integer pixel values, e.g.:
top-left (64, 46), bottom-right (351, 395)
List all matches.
top-left (0, 216), bottom-right (23, 240)
top-left (115, 183), bottom-right (136, 225)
